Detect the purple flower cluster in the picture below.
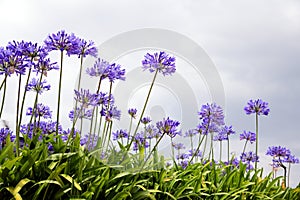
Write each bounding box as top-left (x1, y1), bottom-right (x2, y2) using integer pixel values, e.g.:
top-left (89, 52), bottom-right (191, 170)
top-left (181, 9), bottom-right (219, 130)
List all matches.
top-left (112, 129), bottom-right (129, 140)
top-left (128, 108), bottom-right (137, 118)
top-left (0, 40), bottom-right (59, 79)
top-left (142, 51), bottom-right (176, 76)
top-left (214, 125), bottom-right (235, 141)
top-left (184, 129), bottom-right (197, 137)
top-left (0, 41), bottom-right (34, 76)
top-left (197, 103), bottom-right (225, 134)
top-left (69, 108), bottom-right (93, 121)
top-left (240, 151), bottom-right (259, 170)
top-left (240, 131), bottom-right (256, 144)
top-left (141, 116), bottom-right (151, 125)
top-left (172, 142), bottom-right (186, 150)
top-left (26, 103), bottom-right (52, 119)
top-left (74, 89), bottom-right (99, 108)
top-left (26, 78), bottom-right (51, 94)
top-left (244, 99), bottom-right (270, 116)
top-left (20, 121), bottom-right (62, 138)
top-left (266, 146), bottom-right (299, 165)
top-left (86, 58), bottom-right (126, 82)
top-left (144, 124), bottom-right (160, 139)
top-left (44, 30), bottom-right (98, 58)
top-left (133, 132), bottom-right (150, 151)
top-left (156, 117), bottom-right (180, 138)
top-left (0, 127), bottom-right (14, 148)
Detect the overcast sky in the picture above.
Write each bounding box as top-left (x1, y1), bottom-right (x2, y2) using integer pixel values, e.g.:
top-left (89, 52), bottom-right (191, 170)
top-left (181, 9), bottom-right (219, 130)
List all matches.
top-left (1, 0), bottom-right (299, 186)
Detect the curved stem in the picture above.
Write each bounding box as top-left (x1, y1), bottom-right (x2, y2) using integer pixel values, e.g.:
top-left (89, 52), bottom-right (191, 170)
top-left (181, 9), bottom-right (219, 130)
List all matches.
top-left (127, 69), bottom-right (159, 151)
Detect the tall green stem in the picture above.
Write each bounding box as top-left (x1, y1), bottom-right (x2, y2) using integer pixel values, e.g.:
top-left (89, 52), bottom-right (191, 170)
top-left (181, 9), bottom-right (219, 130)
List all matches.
top-left (0, 74), bottom-right (7, 91)
top-left (242, 140), bottom-right (248, 155)
top-left (17, 68), bottom-right (32, 132)
top-left (190, 134), bottom-right (206, 163)
top-left (227, 139), bottom-right (230, 163)
top-left (0, 79), bottom-right (7, 118)
top-left (209, 133), bottom-right (214, 161)
top-left (127, 69), bottom-right (159, 151)
top-left (15, 75), bottom-right (22, 156)
top-left (139, 132), bottom-right (165, 172)
top-left (219, 141), bottom-right (222, 162)
top-left (255, 113), bottom-right (258, 170)
top-left (56, 51), bottom-right (64, 135)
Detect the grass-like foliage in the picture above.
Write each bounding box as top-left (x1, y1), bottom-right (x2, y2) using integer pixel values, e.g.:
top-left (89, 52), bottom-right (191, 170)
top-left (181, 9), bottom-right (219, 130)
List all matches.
top-left (0, 30), bottom-right (299, 199)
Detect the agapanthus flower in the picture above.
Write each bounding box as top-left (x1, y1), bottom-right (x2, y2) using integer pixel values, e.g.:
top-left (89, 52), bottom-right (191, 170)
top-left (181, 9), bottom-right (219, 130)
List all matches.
top-left (26, 78), bottom-right (50, 94)
top-left (141, 116), bottom-right (151, 125)
top-left (104, 105), bottom-right (121, 121)
top-left (72, 39), bottom-right (98, 58)
top-left (0, 127), bottom-right (14, 148)
top-left (80, 133), bottom-right (98, 151)
top-left (219, 125), bottom-right (235, 137)
top-left (133, 132), bottom-right (149, 151)
top-left (244, 99), bottom-right (270, 116)
top-left (198, 103), bottom-right (225, 127)
top-left (156, 117), bottom-right (180, 138)
top-left (69, 107), bottom-right (93, 120)
top-left (26, 103), bottom-right (52, 119)
top-left (97, 92), bottom-right (110, 106)
top-left (112, 129), bottom-right (129, 140)
top-left (172, 142), bottom-right (186, 150)
top-left (33, 57), bottom-right (59, 77)
top-left (224, 157), bottom-right (240, 168)
top-left (213, 132), bottom-right (227, 141)
top-left (266, 146), bottom-right (291, 158)
top-left (0, 41), bottom-right (31, 76)
top-left (142, 51), bottom-right (176, 76)
top-left (188, 149), bottom-right (202, 158)
top-left (19, 41), bottom-right (48, 60)
top-left (176, 153), bottom-right (190, 160)
top-left (285, 155), bottom-right (299, 164)
top-left (184, 129), bottom-right (197, 137)
top-left (197, 103), bottom-right (225, 135)
top-left (214, 126), bottom-right (235, 141)
top-left (128, 108), bottom-right (137, 118)
top-left (240, 151), bottom-right (259, 163)
top-left (44, 30), bottom-right (81, 55)
top-left (20, 121), bottom-right (62, 138)
top-left (145, 124), bottom-right (160, 139)
top-left (86, 58), bottom-right (111, 78)
top-left (178, 160), bottom-right (189, 169)
top-left (240, 131), bottom-right (256, 144)
top-left (240, 151), bottom-right (259, 170)
top-left (74, 89), bottom-right (99, 108)
top-left (61, 128), bottom-right (81, 142)
top-left (108, 63), bottom-right (126, 82)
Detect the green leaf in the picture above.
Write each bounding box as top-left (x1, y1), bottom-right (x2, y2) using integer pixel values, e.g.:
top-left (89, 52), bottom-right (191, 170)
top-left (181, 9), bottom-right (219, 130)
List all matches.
top-left (60, 174), bottom-right (82, 191)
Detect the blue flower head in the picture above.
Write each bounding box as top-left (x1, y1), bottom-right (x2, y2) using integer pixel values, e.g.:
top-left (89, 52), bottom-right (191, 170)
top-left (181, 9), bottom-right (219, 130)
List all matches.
top-left (244, 99), bottom-right (270, 116)
top-left (142, 51), bottom-right (176, 76)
